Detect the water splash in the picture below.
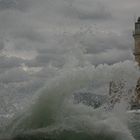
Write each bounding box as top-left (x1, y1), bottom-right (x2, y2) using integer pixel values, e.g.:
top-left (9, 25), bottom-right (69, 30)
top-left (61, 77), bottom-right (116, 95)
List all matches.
top-left (0, 61), bottom-right (139, 140)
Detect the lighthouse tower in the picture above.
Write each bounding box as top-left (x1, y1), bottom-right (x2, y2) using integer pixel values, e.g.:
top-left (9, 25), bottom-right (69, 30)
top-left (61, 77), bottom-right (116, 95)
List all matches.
top-left (133, 17), bottom-right (140, 66)
top-left (108, 18), bottom-right (140, 109)
top-left (132, 17), bottom-right (140, 108)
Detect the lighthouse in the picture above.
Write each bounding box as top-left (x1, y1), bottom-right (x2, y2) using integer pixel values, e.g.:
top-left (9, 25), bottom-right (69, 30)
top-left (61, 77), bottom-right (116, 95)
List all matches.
top-left (108, 17), bottom-right (140, 110)
top-left (132, 17), bottom-right (140, 108)
top-left (133, 17), bottom-right (140, 66)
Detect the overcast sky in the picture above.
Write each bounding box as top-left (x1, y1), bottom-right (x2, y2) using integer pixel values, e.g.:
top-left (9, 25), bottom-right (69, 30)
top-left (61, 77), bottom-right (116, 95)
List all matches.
top-left (1, 0), bottom-right (140, 67)
top-left (0, 0), bottom-right (140, 113)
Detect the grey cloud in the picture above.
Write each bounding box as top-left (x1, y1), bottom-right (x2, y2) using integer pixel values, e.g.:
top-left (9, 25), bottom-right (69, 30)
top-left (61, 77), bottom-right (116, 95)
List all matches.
top-left (0, 0), bottom-right (29, 11)
top-left (36, 47), bottom-right (68, 55)
top-left (0, 41), bottom-right (4, 50)
top-left (0, 0), bottom-right (17, 10)
top-left (0, 0), bottom-right (139, 69)
top-left (81, 32), bottom-right (132, 54)
top-left (61, 0), bottom-right (112, 20)
top-left (24, 54), bottom-right (64, 68)
top-left (13, 29), bottom-right (46, 43)
top-left (26, 28), bottom-right (133, 68)
top-left (77, 11), bottom-right (111, 20)
top-left (0, 10), bottom-right (32, 39)
top-left (0, 56), bottom-right (23, 68)
top-left (87, 49), bottom-right (133, 65)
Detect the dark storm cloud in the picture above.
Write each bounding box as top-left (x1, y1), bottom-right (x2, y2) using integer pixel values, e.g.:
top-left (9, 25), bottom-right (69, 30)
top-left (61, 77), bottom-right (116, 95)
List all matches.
top-left (0, 41), bottom-right (4, 50)
top-left (0, 56), bottom-right (23, 68)
top-left (25, 53), bottom-right (65, 68)
top-left (77, 11), bottom-right (111, 20)
top-left (62, 0), bottom-right (112, 20)
top-left (0, 0), bottom-right (17, 10)
top-left (86, 49), bottom-right (133, 65)
top-left (80, 32), bottom-right (132, 54)
top-left (36, 54), bottom-right (65, 67)
top-left (0, 0), bottom-right (29, 11)
top-left (13, 29), bottom-right (46, 43)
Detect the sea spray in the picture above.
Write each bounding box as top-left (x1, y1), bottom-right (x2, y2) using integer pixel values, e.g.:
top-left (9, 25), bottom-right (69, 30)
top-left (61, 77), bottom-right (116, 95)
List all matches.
top-left (1, 61), bottom-right (140, 140)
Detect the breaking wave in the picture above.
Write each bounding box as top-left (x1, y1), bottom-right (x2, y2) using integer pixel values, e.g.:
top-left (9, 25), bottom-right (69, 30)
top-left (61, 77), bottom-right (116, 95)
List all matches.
top-left (0, 61), bottom-right (140, 140)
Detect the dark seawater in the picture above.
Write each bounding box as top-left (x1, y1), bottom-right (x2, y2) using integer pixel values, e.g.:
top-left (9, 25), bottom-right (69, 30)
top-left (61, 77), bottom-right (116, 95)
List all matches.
top-left (8, 113), bottom-right (139, 140)
top-left (12, 131), bottom-right (116, 140)
top-left (128, 114), bottom-right (140, 140)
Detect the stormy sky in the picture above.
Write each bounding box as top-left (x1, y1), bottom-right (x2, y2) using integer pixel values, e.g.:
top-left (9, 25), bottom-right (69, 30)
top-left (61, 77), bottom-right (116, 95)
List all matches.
top-left (0, 0), bottom-right (139, 67)
top-left (0, 0), bottom-right (140, 113)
